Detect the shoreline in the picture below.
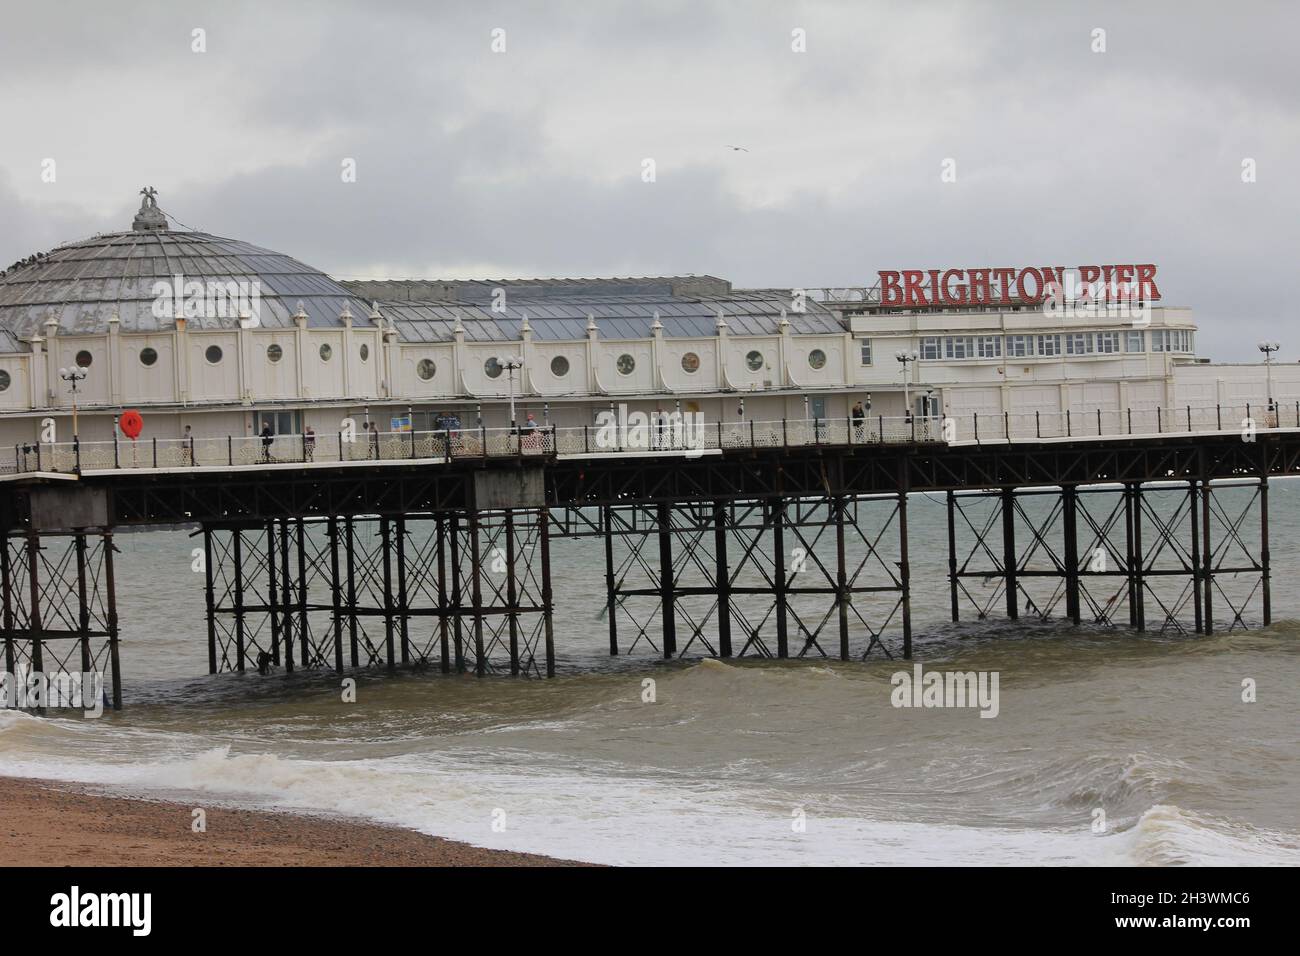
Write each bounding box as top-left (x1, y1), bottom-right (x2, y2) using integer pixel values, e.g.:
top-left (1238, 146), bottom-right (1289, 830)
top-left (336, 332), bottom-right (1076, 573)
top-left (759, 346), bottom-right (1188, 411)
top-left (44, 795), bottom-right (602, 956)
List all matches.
top-left (0, 775), bottom-right (581, 867)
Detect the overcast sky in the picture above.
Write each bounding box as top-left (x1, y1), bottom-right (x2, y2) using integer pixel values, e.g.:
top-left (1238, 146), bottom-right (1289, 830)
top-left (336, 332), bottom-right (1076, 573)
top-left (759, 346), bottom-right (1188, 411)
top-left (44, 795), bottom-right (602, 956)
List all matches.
top-left (1, 0), bottom-right (1296, 360)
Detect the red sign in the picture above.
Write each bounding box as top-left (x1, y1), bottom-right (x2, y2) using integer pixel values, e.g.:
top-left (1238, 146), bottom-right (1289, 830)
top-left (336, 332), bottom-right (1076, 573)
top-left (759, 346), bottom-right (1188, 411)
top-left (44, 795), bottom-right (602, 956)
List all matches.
top-left (877, 265), bottom-right (1161, 308)
top-left (119, 409), bottom-right (144, 439)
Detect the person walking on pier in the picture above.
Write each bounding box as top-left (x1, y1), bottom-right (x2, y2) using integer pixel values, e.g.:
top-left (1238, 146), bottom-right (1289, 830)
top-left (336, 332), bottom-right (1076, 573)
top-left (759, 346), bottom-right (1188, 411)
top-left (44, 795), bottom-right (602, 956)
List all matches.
top-left (260, 422), bottom-right (274, 462)
top-left (303, 425), bottom-right (316, 462)
top-left (368, 420), bottom-right (381, 459)
top-left (851, 400), bottom-right (866, 442)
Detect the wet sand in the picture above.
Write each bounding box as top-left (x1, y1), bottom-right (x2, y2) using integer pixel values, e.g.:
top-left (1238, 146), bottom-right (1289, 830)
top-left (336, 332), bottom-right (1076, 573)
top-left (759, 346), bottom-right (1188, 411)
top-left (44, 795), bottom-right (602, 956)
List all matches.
top-left (0, 776), bottom-right (577, 866)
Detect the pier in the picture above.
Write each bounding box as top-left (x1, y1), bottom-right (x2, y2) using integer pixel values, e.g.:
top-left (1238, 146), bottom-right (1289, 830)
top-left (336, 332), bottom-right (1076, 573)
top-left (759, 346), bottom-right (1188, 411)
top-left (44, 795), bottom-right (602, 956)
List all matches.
top-left (2, 405), bottom-right (1295, 709)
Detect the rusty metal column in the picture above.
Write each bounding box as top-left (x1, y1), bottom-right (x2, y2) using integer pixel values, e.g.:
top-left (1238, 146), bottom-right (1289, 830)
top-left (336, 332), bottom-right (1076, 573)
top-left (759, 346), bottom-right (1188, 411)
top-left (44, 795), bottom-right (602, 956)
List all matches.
top-left (1001, 488), bottom-right (1018, 620)
top-left (380, 516), bottom-right (395, 670)
top-left (76, 532), bottom-right (91, 674)
top-left (450, 513), bottom-right (465, 672)
top-left (1124, 484), bottom-right (1137, 628)
top-left (658, 500), bottom-right (677, 659)
top-left (25, 530), bottom-right (43, 675)
top-left (279, 518), bottom-right (295, 672)
top-left (345, 515), bottom-right (359, 667)
top-left (266, 521), bottom-right (281, 666)
top-left (1062, 486), bottom-right (1081, 625)
top-left (604, 505), bottom-right (619, 656)
top-left (396, 515), bottom-right (410, 666)
top-left (772, 497), bottom-right (789, 658)
top-left (1260, 476), bottom-right (1272, 626)
top-left (1189, 480), bottom-right (1203, 634)
top-left (540, 507), bottom-right (556, 678)
top-left (1, 537), bottom-right (14, 677)
top-left (1132, 484), bottom-right (1146, 631)
top-left (1201, 477), bottom-right (1214, 635)
top-left (327, 517), bottom-right (344, 673)
top-left (202, 527), bottom-right (217, 674)
top-left (505, 509), bottom-right (520, 675)
top-left (469, 511), bottom-right (486, 676)
top-left (103, 530), bottom-right (121, 709)
top-left (233, 529), bottom-right (246, 671)
top-left (436, 513), bottom-right (450, 673)
top-left (713, 500), bottom-right (732, 658)
top-left (899, 484), bottom-right (913, 661)
top-left (835, 496), bottom-right (850, 661)
top-left (296, 517), bottom-right (309, 667)
top-left (947, 490), bottom-right (959, 622)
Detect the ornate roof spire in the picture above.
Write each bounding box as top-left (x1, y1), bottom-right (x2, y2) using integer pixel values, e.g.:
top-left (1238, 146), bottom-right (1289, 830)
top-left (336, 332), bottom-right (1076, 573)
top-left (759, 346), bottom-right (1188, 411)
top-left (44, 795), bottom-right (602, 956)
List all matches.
top-left (132, 186), bottom-right (169, 232)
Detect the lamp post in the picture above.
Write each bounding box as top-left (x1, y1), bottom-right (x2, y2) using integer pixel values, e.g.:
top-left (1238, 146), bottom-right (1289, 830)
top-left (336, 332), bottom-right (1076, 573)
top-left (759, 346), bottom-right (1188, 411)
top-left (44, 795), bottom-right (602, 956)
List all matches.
top-left (895, 349), bottom-right (919, 418)
top-left (500, 356), bottom-right (523, 429)
top-left (59, 365), bottom-right (89, 440)
top-left (1258, 340), bottom-right (1281, 417)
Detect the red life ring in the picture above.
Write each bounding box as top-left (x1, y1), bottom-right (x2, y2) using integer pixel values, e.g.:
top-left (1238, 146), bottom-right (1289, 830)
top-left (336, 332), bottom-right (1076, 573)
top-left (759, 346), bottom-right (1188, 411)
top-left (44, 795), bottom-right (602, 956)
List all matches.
top-left (120, 409), bottom-right (144, 439)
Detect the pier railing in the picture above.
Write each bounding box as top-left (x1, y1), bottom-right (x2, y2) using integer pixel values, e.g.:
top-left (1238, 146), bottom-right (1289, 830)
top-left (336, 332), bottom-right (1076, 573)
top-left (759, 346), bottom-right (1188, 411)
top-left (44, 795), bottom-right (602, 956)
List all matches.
top-left (8, 402), bottom-right (1296, 475)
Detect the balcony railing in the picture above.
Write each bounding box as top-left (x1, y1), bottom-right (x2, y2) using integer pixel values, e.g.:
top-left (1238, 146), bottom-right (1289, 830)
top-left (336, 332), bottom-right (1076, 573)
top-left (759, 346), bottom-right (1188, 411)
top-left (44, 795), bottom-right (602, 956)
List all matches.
top-left (6, 402), bottom-right (1295, 475)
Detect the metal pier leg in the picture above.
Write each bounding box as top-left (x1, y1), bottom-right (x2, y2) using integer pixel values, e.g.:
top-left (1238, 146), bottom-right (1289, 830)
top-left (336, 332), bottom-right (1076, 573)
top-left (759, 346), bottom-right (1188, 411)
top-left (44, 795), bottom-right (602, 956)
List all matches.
top-left (328, 517), bottom-right (343, 673)
top-left (1062, 486), bottom-right (1081, 625)
top-left (835, 496), bottom-right (850, 661)
top-left (1124, 484), bottom-right (1137, 628)
top-left (396, 515), bottom-right (410, 666)
top-left (1, 538), bottom-right (14, 677)
top-left (296, 517), bottom-right (309, 667)
top-left (899, 488), bottom-right (913, 660)
top-left (1132, 484), bottom-right (1146, 631)
top-left (772, 497), bottom-right (789, 658)
top-left (604, 505), bottom-right (619, 655)
top-left (450, 513), bottom-right (464, 672)
top-left (233, 529), bottom-right (246, 671)
top-left (1189, 480), bottom-right (1203, 634)
top-left (658, 500), bottom-right (676, 659)
top-left (279, 518), bottom-right (295, 672)
top-left (1201, 478), bottom-right (1214, 635)
top-left (1001, 488), bottom-right (1018, 620)
top-left (381, 516), bottom-right (395, 670)
top-left (713, 500), bottom-right (732, 658)
top-left (202, 527), bottom-right (217, 674)
top-left (345, 515), bottom-right (359, 668)
top-left (76, 532), bottom-right (91, 674)
top-left (266, 521), bottom-right (281, 666)
top-left (505, 509), bottom-right (520, 675)
top-left (1260, 476), bottom-right (1272, 626)
top-left (436, 514), bottom-right (450, 673)
top-left (26, 530), bottom-right (43, 676)
top-left (540, 508), bottom-right (556, 678)
top-left (947, 490), bottom-right (959, 622)
top-left (469, 511), bottom-right (485, 676)
top-left (103, 530), bottom-right (121, 710)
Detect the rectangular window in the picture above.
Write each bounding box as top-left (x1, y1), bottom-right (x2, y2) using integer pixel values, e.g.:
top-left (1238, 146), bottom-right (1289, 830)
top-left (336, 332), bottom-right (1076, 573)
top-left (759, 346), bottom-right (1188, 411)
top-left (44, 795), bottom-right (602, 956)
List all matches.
top-left (1005, 335), bottom-right (1032, 358)
top-left (921, 337), bottom-right (941, 360)
top-left (1152, 330), bottom-right (1167, 352)
top-left (1037, 334), bottom-right (1061, 356)
top-left (1096, 331), bottom-right (1121, 353)
top-left (1125, 330), bottom-right (1145, 352)
top-left (1066, 332), bottom-right (1093, 355)
top-left (811, 397), bottom-right (827, 418)
top-left (859, 339), bottom-right (872, 365)
top-left (944, 336), bottom-right (974, 359)
top-left (1186, 331), bottom-right (1194, 353)
top-left (976, 335), bottom-right (1002, 359)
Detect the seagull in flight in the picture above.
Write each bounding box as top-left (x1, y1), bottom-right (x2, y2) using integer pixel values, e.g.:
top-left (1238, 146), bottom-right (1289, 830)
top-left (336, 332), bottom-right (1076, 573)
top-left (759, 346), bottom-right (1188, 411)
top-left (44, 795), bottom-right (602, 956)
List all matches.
top-left (724, 144), bottom-right (749, 152)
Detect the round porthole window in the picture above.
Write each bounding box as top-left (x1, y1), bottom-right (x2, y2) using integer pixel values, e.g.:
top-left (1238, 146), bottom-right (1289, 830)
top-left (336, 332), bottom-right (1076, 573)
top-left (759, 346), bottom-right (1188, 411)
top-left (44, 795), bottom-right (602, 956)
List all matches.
top-left (360, 343), bottom-right (370, 361)
top-left (139, 347), bottom-right (158, 367)
top-left (550, 355), bottom-right (570, 377)
top-left (205, 345), bottom-right (223, 364)
top-left (267, 344), bottom-right (283, 364)
top-left (319, 343), bottom-right (333, 361)
top-left (616, 354), bottom-right (635, 375)
top-left (808, 349), bottom-right (827, 370)
top-left (484, 357), bottom-right (503, 379)
top-left (417, 358), bottom-right (436, 381)
top-left (745, 350), bottom-right (763, 371)
top-left (0, 370), bottom-right (10, 392)
top-left (680, 352), bottom-right (700, 373)
top-left (76, 350), bottom-right (93, 368)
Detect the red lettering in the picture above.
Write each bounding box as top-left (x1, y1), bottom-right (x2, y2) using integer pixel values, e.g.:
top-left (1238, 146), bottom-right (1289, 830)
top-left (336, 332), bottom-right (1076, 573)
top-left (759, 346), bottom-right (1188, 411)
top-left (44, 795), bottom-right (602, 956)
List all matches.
top-left (879, 271), bottom-right (903, 306)
top-left (940, 269), bottom-right (967, 305)
top-left (991, 268), bottom-right (1016, 304)
top-left (901, 270), bottom-right (926, 307)
top-left (968, 268), bottom-right (992, 305)
top-left (1016, 267), bottom-right (1043, 303)
top-left (1135, 263), bottom-right (1160, 301)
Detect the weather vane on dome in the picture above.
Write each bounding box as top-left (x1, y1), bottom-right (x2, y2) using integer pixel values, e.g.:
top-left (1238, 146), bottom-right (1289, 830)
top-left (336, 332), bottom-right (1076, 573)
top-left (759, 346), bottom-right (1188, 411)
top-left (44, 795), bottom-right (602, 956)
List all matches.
top-left (132, 186), bottom-right (168, 232)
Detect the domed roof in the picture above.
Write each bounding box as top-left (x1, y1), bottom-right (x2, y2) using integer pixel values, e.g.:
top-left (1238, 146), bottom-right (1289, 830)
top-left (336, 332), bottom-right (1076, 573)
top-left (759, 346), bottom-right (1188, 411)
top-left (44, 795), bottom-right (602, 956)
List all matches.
top-left (0, 189), bottom-right (370, 347)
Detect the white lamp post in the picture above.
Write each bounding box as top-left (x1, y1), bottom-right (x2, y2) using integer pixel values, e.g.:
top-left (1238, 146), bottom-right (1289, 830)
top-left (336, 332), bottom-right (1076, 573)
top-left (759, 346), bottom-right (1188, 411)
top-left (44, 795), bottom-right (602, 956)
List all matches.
top-left (1258, 340), bottom-right (1281, 416)
top-left (895, 349), bottom-right (919, 418)
top-left (59, 365), bottom-right (89, 439)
